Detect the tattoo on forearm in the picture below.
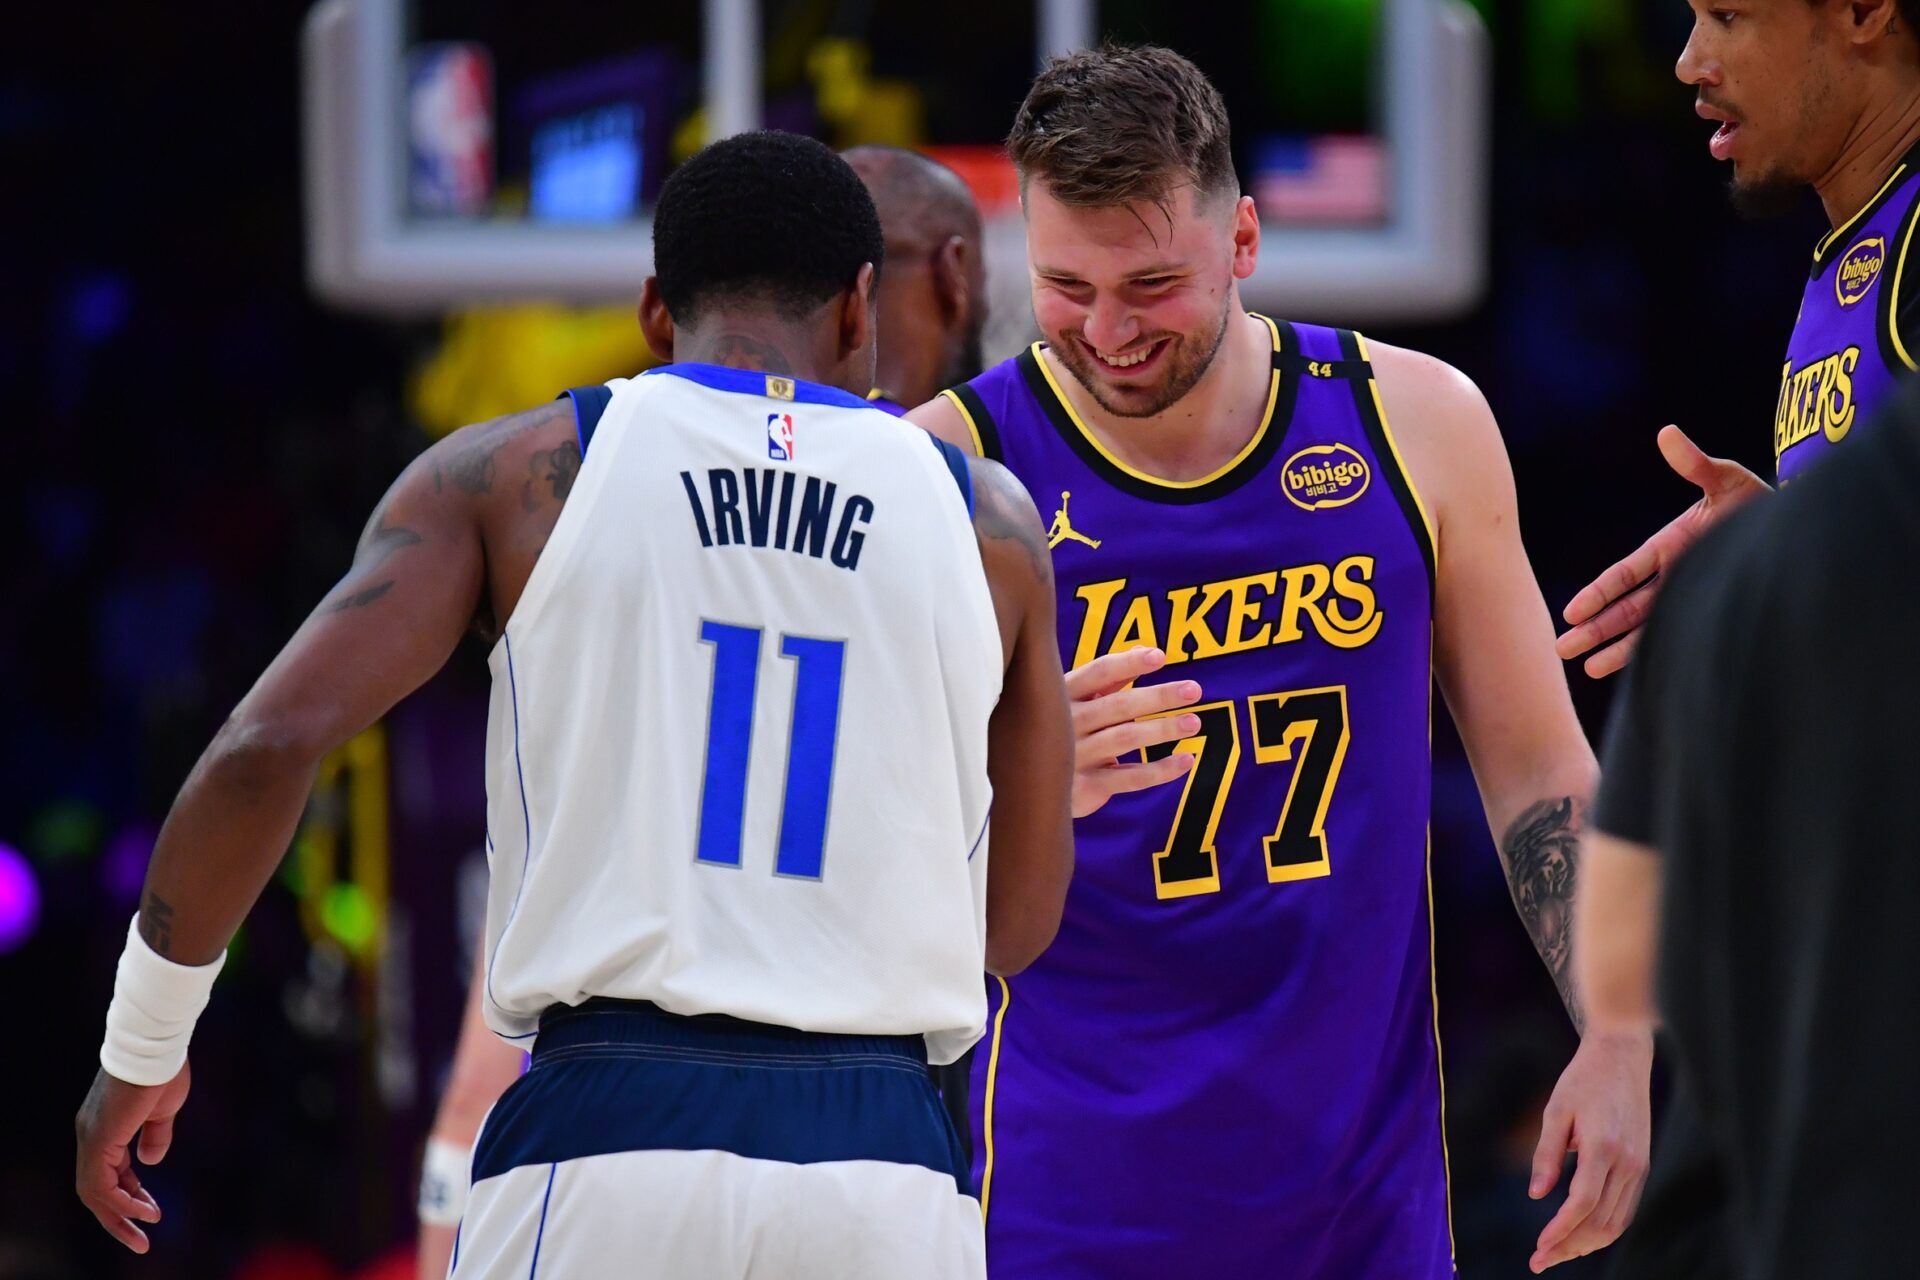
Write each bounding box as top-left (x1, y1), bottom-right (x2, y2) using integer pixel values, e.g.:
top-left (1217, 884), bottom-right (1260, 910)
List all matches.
top-left (140, 891), bottom-right (175, 958)
top-left (1501, 795), bottom-right (1585, 1031)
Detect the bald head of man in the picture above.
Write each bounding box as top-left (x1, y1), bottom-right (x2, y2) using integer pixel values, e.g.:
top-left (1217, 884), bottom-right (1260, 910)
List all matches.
top-left (842, 145), bottom-right (988, 410)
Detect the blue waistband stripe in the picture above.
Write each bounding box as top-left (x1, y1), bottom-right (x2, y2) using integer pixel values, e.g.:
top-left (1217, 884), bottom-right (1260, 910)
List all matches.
top-left (471, 1002), bottom-right (971, 1195)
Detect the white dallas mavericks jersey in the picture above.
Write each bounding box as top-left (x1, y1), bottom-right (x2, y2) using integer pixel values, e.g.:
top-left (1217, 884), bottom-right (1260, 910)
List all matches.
top-left (480, 363), bottom-right (1001, 1065)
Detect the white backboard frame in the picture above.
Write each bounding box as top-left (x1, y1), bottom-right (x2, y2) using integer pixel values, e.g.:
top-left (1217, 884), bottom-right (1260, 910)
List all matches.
top-left (302, 0), bottom-right (1488, 323)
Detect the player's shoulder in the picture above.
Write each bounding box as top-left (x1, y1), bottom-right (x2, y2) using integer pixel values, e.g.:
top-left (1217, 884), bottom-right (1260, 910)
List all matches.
top-left (418, 398), bottom-right (580, 503)
top-left (1362, 340), bottom-right (1496, 434)
top-left (1360, 338), bottom-right (1510, 526)
top-left (905, 350), bottom-right (1032, 458)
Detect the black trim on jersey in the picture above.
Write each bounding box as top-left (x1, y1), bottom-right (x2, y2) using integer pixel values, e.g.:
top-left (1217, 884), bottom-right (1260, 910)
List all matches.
top-left (562, 384), bottom-right (614, 456)
top-left (1012, 325), bottom-right (1303, 506)
top-left (1273, 352), bottom-right (1373, 381)
top-left (1879, 184), bottom-right (1920, 377)
top-left (926, 432), bottom-right (975, 515)
top-left (950, 383), bottom-right (1003, 462)
top-left (1339, 329), bottom-right (1437, 603)
top-left (1811, 136), bottom-right (1920, 272)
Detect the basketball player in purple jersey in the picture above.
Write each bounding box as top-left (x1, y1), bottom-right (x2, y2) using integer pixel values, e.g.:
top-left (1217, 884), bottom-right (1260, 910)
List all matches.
top-left (1559, 0), bottom-right (1920, 677)
top-left (910, 45), bottom-right (1652, 1279)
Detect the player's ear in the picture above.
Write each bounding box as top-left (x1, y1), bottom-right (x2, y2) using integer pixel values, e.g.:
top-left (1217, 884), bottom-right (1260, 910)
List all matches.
top-left (639, 278), bottom-right (675, 363)
top-left (839, 262), bottom-right (877, 361)
top-left (1230, 195), bottom-right (1260, 281)
top-left (932, 235), bottom-right (971, 326)
top-left (1851, 0), bottom-right (1901, 43)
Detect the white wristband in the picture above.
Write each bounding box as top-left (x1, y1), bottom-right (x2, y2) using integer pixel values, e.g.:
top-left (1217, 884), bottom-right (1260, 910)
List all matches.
top-left (418, 1138), bottom-right (473, 1225)
top-left (99, 914), bottom-right (226, 1087)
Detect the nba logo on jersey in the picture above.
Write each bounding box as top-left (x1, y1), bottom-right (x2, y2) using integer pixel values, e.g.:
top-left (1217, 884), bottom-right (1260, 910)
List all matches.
top-left (768, 412), bottom-right (796, 461)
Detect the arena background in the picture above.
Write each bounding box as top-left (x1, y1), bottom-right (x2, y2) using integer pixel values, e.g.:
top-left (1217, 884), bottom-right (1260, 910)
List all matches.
top-left (0, 2), bottom-right (1816, 1276)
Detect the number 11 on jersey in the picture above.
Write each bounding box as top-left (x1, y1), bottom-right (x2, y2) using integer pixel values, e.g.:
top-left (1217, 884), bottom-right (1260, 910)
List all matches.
top-left (695, 621), bottom-right (847, 879)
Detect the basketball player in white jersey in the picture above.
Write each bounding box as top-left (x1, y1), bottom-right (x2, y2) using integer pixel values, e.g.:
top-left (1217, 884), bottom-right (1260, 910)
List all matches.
top-left (414, 143), bottom-right (1001, 1278)
top-left (73, 131), bottom-right (1076, 1279)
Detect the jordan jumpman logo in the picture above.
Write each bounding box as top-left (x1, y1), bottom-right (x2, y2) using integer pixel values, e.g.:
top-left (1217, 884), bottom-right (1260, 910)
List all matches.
top-left (1047, 491), bottom-right (1101, 550)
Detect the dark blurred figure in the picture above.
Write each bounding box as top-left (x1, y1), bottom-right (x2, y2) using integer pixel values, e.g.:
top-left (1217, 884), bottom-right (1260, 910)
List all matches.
top-left (841, 145), bottom-right (988, 411)
top-left (1577, 385), bottom-right (1920, 1279)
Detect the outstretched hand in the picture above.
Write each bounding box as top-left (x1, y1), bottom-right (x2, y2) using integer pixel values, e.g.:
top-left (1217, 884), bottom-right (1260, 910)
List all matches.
top-left (1527, 1030), bottom-right (1653, 1272)
top-left (75, 1062), bottom-right (191, 1252)
top-left (1066, 647), bottom-right (1200, 818)
top-left (1556, 426), bottom-right (1769, 678)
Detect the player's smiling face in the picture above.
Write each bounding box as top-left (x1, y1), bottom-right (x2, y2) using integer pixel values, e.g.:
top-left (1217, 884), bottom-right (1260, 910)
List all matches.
top-left (1675, 1), bottom-right (1853, 213)
top-left (1024, 180), bottom-right (1258, 418)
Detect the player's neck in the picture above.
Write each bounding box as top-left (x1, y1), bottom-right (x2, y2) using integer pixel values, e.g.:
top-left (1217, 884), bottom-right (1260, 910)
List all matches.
top-left (1814, 80), bottom-right (1920, 229)
top-left (675, 319), bottom-right (850, 391)
top-left (872, 319), bottom-right (941, 409)
top-left (1053, 307), bottom-right (1273, 482)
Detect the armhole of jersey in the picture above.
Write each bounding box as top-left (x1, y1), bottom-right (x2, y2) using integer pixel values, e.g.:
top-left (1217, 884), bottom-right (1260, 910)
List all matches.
top-left (561, 384), bottom-right (615, 456)
top-left (926, 432), bottom-right (974, 516)
top-left (1341, 330), bottom-right (1439, 605)
top-left (942, 385), bottom-right (1003, 461)
top-left (1883, 191), bottom-right (1920, 374)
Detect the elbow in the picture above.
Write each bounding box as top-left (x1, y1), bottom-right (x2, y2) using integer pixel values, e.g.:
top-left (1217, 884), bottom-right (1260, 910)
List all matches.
top-left (982, 838), bottom-right (1073, 977)
top-left (984, 910), bottom-right (1062, 978)
top-left (202, 712), bottom-right (330, 795)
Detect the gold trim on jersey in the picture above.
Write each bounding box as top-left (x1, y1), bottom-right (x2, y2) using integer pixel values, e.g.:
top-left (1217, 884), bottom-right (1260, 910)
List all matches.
top-left (1028, 313), bottom-right (1284, 491)
top-left (979, 973), bottom-right (1012, 1223)
top-left (1815, 162), bottom-right (1912, 265)
top-left (939, 387), bottom-right (988, 457)
top-left (1353, 334), bottom-right (1440, 565)
top-left (1893, 205), bottom-right (1920, 373)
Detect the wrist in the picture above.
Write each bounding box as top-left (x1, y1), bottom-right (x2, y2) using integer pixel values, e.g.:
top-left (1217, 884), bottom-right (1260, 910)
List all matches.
top-left (1581, 1022), bottom-right (1655, 1059)
top-left (99, 913), bottom-right (226, 1087)
top-left (418, 1136), bottom-right (473, 1226)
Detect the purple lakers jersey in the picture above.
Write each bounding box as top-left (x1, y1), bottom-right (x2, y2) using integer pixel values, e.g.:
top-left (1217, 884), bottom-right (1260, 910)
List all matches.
top-left (1776, 144), bottom-right (1920, 483)
top-left (945, 318), bottom-right (1450, 1279)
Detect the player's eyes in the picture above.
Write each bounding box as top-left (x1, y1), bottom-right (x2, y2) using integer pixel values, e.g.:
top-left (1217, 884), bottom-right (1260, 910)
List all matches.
top-left (1709, 8), bottom-right (1736, 26)
top-left (1133, 277), bottom-right (1175, 290)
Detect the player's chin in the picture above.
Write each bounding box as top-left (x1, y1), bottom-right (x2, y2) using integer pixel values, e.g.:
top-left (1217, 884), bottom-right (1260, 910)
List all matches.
top-left (1727, 162), bottom-right (1804, 220)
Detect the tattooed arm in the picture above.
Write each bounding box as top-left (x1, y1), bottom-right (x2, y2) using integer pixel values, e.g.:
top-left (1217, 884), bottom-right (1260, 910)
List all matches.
top-left (134, 402), bottom-right (574, 965)
top-left (1500, 796), bottom-right (1587, 1029)
top-left (968, 457), bottom-right (1075, 976)
top-left (1373, 342), bottom-right (1647, 1271)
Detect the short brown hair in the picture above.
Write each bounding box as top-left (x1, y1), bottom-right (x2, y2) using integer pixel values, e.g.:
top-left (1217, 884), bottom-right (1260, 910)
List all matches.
top-left (1006, 44), bottom-right (1237, 211)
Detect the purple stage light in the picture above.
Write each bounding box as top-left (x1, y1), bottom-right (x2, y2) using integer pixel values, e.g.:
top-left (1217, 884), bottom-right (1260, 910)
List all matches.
top-left (0, 843), bottom-right (41, 953)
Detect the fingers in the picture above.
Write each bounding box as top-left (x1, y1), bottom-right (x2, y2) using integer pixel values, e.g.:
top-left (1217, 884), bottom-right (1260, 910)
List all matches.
top-left (1560, 538), bottom-right (1662, 630)
top-left (1064, 646), bottom-right (1168, 702)
top-left (1582, 630), bottom-right (1641, 680)
top-left (1554, 578), bottom-right (1660, 666)
top-left (82, 1198), bottom-right (151, 1254)
top-left (1099, 755), bottom-right (1198, 796)
top-left (1081, 711), bottom-right (1201, 766)
top-left (1531, 1140), bottom-right (1613, 1273)
top-left (1073, 753), bottom-right (1194, 817)
top-left (137, 1115), bottom-right (175, 1166)
top-left (1655, 424), bottom-right (1718, 489)
top-left (1530, 1103), bottom-right (1572, 1200)
top-left (1074, 679), bottom-right (1203, 735)
top-left (77, 1155), bottom-right (160, 1253)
